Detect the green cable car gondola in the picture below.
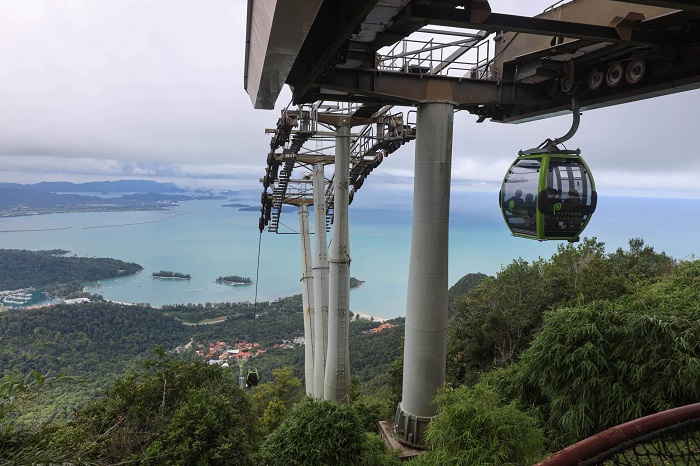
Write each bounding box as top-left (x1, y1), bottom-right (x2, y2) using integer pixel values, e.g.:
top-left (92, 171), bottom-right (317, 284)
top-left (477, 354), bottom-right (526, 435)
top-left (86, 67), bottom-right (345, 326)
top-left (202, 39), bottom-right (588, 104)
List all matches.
top-left (500, 147), bottom-right (597, 242)
top-left (245, 368), bottom-right (259, 388)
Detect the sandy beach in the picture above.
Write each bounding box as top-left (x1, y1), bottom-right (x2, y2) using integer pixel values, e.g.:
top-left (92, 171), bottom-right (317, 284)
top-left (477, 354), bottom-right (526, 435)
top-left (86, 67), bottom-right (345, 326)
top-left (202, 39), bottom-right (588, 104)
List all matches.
top-left (353, 312), bottom-right (390, 323)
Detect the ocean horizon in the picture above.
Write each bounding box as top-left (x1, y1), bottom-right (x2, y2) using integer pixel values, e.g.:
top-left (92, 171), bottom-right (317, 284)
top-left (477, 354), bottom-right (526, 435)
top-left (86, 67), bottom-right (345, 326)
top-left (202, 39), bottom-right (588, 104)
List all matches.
top-left (1, 189), bottom-right (698, 318)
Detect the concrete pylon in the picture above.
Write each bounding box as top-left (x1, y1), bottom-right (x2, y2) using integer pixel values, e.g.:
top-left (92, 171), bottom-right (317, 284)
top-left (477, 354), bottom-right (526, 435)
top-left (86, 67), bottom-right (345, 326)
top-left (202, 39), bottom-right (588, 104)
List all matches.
top-left (312, 162), bottom-right (330, 398)
top-left (325, 122), bottom-right (352, 401)
top-left (394, 102), bottom-right (454, 448)
top-left (298, 204), bottom-right (315, 396)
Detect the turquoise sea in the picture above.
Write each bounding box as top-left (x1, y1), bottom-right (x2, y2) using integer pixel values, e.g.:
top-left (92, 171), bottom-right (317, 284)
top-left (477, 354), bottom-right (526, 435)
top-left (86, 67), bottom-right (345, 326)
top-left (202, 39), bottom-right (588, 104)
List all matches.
top-left (1, 189), bottom-right (698, 318)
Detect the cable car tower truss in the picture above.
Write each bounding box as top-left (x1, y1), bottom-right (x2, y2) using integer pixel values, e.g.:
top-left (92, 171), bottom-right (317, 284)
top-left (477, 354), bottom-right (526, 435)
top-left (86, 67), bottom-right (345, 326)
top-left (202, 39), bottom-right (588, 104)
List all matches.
top-left (259, 102), bottom-right (416, 234)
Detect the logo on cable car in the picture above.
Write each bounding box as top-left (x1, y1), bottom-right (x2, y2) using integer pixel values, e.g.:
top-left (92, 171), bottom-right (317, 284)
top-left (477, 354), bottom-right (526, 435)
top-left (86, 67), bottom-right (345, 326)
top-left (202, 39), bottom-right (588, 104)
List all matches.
top-left (553, 202), bottom-right (562, 215)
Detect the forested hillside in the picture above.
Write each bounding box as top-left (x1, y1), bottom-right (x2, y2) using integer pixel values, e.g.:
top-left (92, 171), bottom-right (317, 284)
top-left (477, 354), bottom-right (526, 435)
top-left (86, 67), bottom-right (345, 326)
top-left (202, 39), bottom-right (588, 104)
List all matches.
top-left (447, 272), bottom-right (488, 306)
top-left (446, 237), bottom-right (676, 384)
top-left (350, 320), bottom-right (403, 385)
top-left (0, 302), bottom-right (189, 421)
top-left (2, 237), bottom-right (699, 465)
top-left (162, 295), bottom-right (305, 346)
top-left (0, 249), bottom-right (143, 290)
top-left (413, 238), bottom-right (700, 465)
top-left (0, 290), bottom-right (402, 426)
top-left (0, 303), bottom-right (187, 377)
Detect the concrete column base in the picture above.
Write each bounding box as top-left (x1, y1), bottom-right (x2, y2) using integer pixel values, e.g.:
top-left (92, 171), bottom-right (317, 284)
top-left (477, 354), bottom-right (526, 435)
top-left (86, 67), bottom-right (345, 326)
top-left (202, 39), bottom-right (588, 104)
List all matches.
top-left (378, 420), bottom-right (422, 461)
top-left (394, 402), bottom-right (433, 449)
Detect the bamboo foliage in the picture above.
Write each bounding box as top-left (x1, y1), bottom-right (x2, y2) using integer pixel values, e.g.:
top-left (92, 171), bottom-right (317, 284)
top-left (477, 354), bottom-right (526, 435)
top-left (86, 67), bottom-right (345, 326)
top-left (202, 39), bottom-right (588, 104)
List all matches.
top-left (487, 262), bottom-right (700, 447)
top-left (413, 384), bottom-right (545, 466)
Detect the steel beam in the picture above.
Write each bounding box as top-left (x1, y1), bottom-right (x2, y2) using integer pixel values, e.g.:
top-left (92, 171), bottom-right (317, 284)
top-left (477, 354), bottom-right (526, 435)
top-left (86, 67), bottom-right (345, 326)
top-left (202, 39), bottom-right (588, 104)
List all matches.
top-left (317, 68), bottom-right (542, 108)
top-left (394, 102), bottom-right (453, 448)
top-left (314, 54), bottom-right (700, 123)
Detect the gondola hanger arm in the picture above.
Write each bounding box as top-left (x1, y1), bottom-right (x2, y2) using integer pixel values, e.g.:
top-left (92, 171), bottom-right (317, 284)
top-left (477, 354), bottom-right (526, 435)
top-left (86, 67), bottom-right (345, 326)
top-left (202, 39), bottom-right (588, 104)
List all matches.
top-left (538, 97), bottom-right (580, 151)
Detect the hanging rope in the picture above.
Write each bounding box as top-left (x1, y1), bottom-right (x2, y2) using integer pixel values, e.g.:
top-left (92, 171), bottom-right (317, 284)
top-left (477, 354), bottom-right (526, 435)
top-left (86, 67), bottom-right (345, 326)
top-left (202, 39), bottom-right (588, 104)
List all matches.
top-left (245, 230), bottom-right (263, 388)
top-left (252, 230), bottom-right (262, 355)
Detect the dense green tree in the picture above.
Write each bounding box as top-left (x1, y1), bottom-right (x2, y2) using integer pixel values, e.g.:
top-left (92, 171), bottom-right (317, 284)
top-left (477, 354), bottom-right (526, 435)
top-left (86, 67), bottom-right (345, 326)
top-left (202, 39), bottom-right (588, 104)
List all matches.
top-left (381, 334), bottom-right (406, 421)
top-left (260, 398), bottom-right (400, 466)
top-left (412, 384), bottom-right (545, 466)
top-left (170, 295), bottom-right (306, 346)
top-left (621, 258), bottom-right (700, 311)
top-left (447, 258), bottom-right (549, 384)
top-left (610, 237), bottom-right (675, 286)
top-left (543, 237), bottom-right (608, 303)
top-left (350, 321), bottom-right (403, 385)
top-left (447, 272), bottom-right (488, 308)
top-left (485, 264), bottom-right (700, 448)
top-left (447, 238), bottom-right (676, 386)
top-left (143, 386), bottom-right (251, 465)
top-left (70, 352), bottom-right (257, 465)
top-left (0, 371), bottom-right (78, 465)
top-left (347, 376), bottom-right (397, 432)
top-left (0, 303), bottom-right (188, 380)
top-left (249, 366), bottom-right (304, 433)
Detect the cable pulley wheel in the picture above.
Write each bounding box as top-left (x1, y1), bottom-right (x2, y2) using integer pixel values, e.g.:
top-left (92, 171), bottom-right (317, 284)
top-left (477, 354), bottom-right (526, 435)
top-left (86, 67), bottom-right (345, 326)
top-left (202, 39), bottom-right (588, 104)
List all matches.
top-left (625, 58), bottom-right (646, 84)
top-left (561, 75), bottom-right (577, 95)
top-left (588, 68), bottom-right (603, 90)
top-left (606, 62), bottom-right (624, 87)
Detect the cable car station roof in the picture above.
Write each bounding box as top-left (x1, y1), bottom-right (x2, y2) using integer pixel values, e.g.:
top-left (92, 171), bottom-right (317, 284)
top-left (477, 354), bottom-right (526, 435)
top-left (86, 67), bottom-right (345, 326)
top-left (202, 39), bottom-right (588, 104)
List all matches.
top-left (245, 0), bottom-right (700, 122)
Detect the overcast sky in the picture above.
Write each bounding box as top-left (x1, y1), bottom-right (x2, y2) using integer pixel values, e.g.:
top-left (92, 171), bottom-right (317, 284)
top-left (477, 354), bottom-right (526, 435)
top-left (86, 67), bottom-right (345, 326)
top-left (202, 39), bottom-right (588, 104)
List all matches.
top-left (0, 0), bottom-right (698, 198)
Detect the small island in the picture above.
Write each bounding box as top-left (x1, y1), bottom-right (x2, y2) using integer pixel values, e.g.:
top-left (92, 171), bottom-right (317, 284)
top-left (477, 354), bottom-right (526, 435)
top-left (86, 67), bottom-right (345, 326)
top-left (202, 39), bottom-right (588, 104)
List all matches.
top-left (152, 270), bottom-right (191, 280)
top-left (216, 275), bottom-right (253, 286)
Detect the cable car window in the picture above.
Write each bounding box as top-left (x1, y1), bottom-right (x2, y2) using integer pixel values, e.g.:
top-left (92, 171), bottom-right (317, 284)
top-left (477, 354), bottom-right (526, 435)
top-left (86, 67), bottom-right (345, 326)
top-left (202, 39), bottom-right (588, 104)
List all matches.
top-left (502, 158), bottom-right (540, 234)
top-left (550, 161), bottom-right (593, 201)
top-left (543, 159), bottom-right (594, 238)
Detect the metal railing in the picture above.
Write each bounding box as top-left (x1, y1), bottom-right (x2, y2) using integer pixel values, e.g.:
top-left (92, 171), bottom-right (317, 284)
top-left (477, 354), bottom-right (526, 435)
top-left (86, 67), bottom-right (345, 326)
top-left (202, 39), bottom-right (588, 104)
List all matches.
top-left (534, 403), bottom-right (700, 466)
top-left (378, 31), bottom-right (493, 79)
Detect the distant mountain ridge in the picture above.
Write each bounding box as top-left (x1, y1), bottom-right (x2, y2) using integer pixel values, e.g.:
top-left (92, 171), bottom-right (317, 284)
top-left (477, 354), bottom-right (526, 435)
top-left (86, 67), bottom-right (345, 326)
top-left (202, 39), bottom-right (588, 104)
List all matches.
top-left (0, 188), bottom-right (104, 209)
top-left (0, 180), bottom-right (186, 193)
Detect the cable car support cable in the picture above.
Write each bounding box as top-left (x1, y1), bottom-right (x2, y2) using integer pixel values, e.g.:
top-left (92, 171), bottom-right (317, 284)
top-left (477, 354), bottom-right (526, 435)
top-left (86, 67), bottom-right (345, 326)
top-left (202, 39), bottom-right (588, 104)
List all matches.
top-left (245, 231), bottom-right (262, 388)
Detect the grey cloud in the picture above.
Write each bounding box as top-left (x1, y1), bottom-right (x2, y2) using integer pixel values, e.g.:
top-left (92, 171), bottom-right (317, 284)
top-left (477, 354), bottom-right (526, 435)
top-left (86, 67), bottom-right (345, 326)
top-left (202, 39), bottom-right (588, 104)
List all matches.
top-left (0, 0), bottom-right (699, 198)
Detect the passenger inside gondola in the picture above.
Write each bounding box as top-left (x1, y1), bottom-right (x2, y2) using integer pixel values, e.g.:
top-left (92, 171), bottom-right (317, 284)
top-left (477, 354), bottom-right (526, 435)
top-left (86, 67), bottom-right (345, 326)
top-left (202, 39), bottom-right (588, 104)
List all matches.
top-left (563, 189), bottom-right (581, 209)
top-left (562, 189), bottom-right (583, 229)
top-left (524, 193), bottom-right (535, 226)
top-left (505, 189), bottom-right (524, 213)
